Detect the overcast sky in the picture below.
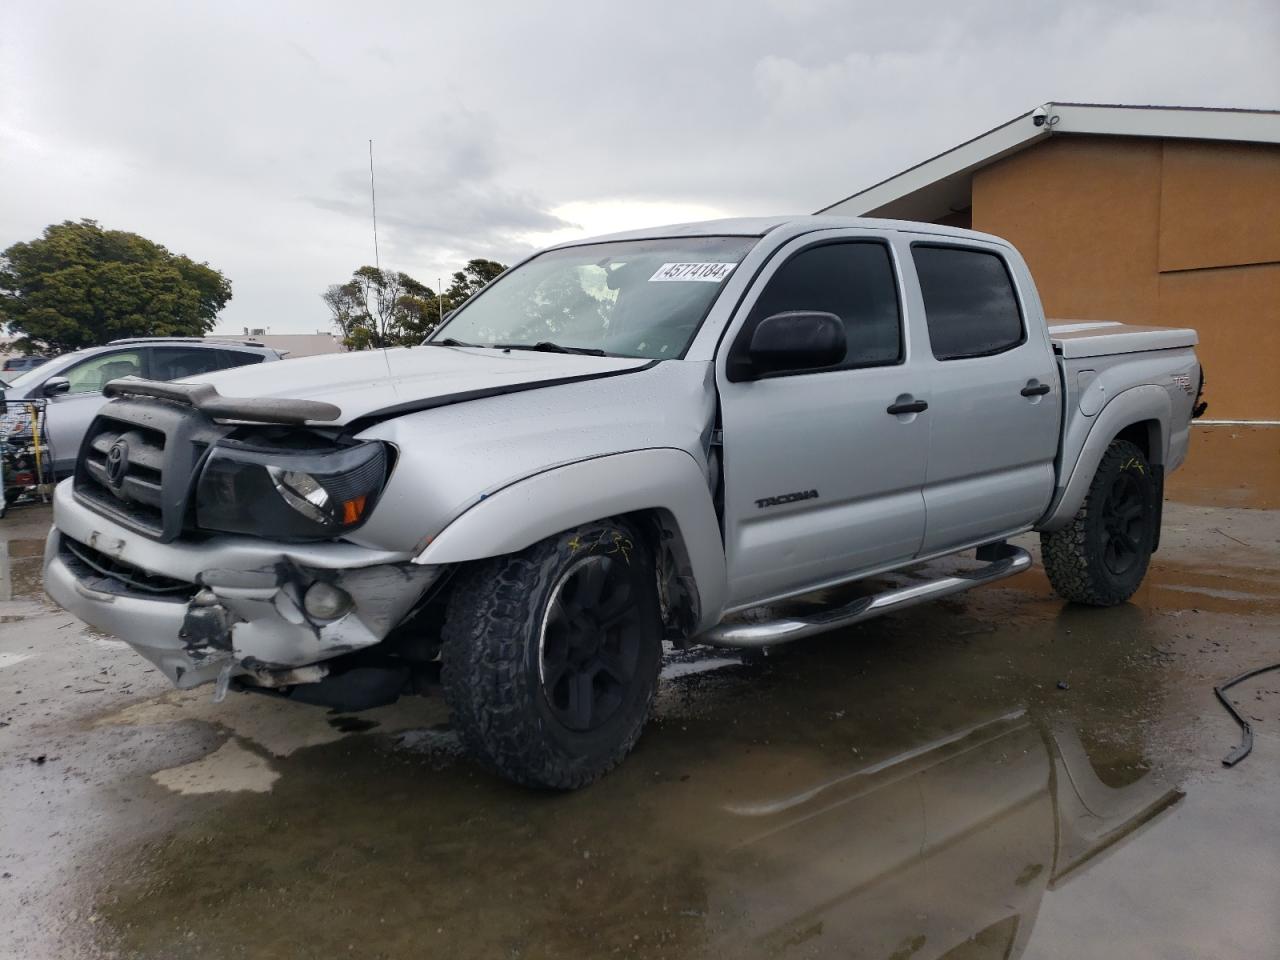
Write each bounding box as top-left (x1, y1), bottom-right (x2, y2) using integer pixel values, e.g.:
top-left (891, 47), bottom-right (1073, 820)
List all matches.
top-left (3, 0), bottom-right (1277, 334)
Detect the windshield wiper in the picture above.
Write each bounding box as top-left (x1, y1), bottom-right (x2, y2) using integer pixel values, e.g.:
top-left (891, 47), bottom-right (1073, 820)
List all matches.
top-left (428, 337), bottom-right (480, 348)
top-left (498, 341), bottom-right (607, 357)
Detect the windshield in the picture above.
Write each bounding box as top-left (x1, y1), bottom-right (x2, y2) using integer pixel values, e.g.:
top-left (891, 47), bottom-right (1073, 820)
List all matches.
top-left (430, 236), bottom-right (757, 359)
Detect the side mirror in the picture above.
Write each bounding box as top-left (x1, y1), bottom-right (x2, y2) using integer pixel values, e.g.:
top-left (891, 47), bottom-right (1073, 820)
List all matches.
top-left (42, 377), bottom-right (71, 397)
top-left (746, 311), bottom-right (846, 378)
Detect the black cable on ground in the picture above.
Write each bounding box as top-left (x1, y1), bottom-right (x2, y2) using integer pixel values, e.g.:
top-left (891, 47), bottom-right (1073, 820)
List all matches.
top-left (1215, 662), bottom-right (1280, 767)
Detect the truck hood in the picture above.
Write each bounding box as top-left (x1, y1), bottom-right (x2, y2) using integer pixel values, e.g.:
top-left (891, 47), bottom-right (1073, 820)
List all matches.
top-left (187, 345), bottom-right (653, 426)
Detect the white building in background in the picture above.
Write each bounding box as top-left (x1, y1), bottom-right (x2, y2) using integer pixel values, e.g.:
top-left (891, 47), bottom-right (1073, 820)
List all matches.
top-left (205, 328), bottom-right (345, 358)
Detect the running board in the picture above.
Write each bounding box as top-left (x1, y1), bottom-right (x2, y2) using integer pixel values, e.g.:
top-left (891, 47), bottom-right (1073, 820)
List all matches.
top-left (699, 544), bottom-right (1033, 649)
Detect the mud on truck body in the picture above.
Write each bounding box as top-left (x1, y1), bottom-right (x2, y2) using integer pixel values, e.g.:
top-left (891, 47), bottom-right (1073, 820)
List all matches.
top-left (43, 216), bottom-right (1204, 789)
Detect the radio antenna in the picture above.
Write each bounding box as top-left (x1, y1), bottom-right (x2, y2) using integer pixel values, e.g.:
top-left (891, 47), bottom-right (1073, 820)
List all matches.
top-left (368, 139), bottom-right (381, 272)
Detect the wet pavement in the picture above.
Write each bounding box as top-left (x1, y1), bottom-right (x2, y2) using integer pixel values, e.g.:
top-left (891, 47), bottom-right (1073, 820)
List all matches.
top-left (1, 425), bottom-right (1278, 959)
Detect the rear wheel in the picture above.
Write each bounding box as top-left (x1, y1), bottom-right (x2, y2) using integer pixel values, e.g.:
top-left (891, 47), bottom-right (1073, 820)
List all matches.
top-left (1041, 439), bottom-right (1157, 606)
top-left (440, 519), bottom-right (662, 789)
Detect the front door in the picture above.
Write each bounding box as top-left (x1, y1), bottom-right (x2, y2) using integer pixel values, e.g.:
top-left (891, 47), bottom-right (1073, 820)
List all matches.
top-left (906, 240), bottom-right (1060, 554)
top-left (718, 235), bottom-right (931, 610)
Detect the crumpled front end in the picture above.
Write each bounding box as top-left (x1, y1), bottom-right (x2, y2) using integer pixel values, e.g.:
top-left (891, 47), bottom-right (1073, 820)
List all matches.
top-left (44, 481), bottom-right (441, 691)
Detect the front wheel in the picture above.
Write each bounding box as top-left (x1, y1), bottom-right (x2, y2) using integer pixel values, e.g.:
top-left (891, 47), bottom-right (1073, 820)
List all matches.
top-left (440, 519), bottom-right (663, 789)
top-left (1041, 438), bottom-right (1158, 606)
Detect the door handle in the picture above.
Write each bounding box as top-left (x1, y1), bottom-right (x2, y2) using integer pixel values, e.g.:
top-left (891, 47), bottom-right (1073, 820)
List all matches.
top-left (1021, 381), bottom-right (1051, 397)
top-left (886, 398), bottom-right (928, 415)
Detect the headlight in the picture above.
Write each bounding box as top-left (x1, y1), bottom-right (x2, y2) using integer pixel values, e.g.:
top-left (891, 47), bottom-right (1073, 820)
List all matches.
top-left (195, 440), bottom-right (389, 541)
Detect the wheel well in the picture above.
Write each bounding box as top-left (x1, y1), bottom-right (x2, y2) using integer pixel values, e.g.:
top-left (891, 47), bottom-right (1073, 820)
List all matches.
top-left (1114, 419), bottom-right (1162, 464)
top-left (620, 508), bottom-right (701, 645)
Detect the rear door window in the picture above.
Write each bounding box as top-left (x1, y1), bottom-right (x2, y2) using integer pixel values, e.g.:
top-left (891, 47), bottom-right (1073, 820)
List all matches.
top-left (149, 347), bottom-right (256, 381)
top-left (912, 245), bottom-right (1024, 360)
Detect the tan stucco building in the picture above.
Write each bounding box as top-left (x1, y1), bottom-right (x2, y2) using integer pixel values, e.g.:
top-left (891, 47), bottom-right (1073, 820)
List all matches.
top-left (821, 103), bottom-right (1280, 420)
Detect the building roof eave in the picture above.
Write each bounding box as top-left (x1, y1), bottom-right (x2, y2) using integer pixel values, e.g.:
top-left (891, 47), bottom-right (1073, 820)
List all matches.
top-left (819, 102), bottom-right (1280, 220)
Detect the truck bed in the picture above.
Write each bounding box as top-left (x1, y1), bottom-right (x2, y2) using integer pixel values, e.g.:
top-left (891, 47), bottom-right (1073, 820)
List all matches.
top-left (1048, 320), bottom-right (1198, 358)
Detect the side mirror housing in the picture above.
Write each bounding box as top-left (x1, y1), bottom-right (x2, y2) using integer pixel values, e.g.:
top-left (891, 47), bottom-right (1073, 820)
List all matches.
top-left (743, 311), bottom-right (846, 379)
top-left (42, 376), bottom-right (71, 397)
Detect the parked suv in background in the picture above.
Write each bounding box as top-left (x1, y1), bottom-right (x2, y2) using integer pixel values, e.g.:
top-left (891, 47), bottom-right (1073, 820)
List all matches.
top-left (2, 355), bottom-right (52, 376)
top-left (0, 338), bottom-right (283, 477)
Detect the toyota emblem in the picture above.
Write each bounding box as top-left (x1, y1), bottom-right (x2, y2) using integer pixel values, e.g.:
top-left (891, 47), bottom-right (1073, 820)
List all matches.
top-left (106, 439), bottom-right (130, 487)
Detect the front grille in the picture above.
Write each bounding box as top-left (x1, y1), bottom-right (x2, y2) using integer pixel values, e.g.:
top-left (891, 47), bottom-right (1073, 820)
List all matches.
top-left (73, 398), bottom-right (230, 542)
top-left (77, 418), bottom-right (168, 536)
top-left (59, 535), bottom-right (196, 602)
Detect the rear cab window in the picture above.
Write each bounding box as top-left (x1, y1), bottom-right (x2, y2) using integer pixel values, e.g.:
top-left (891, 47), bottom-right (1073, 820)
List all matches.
top-left (911, 245), bottom-right (1025, 360)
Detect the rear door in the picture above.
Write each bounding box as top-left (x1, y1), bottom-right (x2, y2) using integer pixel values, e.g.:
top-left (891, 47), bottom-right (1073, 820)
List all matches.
top-left (905, 240), bottom-right (1060, 554)
top-left (718, 232), bottom-right (931, 609)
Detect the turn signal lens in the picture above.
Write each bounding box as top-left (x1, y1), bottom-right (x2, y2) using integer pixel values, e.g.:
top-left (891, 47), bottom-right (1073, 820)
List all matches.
top-left (341, 495), bottom-right (368, 525)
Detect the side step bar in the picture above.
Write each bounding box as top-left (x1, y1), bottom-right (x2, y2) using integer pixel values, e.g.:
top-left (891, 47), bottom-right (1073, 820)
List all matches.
top-left (699, 544), bottom-right (1033, 649)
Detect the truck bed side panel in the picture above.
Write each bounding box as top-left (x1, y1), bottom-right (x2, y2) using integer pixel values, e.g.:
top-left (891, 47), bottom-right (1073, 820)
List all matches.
top-left (1041, 345), bottom-right (1199, 531)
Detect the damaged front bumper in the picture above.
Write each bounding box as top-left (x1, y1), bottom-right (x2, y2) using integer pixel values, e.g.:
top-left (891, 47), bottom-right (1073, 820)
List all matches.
top-left (43, 481), bottom-right (442, 690)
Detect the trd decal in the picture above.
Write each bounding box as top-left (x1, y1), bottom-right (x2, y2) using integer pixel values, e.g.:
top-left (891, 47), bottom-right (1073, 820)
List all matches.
top-left (755, 489), bottom-right (819, 509)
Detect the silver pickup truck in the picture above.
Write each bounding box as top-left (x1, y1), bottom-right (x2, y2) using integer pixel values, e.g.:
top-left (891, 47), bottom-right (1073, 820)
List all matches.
top-left (42, 216), bottom-right (1203, 789)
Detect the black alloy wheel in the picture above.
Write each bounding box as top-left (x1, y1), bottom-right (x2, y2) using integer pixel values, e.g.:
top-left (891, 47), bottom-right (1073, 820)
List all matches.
top-left (538, 555), bottom-right (644, 732)
top-left (1101, 469), bottom-right (1147, 577)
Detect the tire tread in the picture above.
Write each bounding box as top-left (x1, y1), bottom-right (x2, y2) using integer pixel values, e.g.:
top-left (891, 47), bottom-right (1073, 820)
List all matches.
top-left (439, 521), bottom-right (659, 789)
top-left (1041, 439), bottom-right (1154, 607)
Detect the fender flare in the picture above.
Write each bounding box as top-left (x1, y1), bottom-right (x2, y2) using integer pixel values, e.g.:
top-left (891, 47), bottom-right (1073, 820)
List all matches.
top-left (1038, 384), bottom-right (1171, 532)
top-left (415, 448), bottom-right (728, 632)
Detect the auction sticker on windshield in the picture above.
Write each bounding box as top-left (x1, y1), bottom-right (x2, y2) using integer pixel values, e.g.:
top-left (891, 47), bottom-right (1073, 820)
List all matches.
top-left (649, 262), bottom-right (737, 282)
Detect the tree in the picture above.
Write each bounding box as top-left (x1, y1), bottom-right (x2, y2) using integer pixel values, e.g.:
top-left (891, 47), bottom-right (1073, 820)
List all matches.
top-left (444, 258), bottom-right (506, 309)
top-left (0, 219), bottom-right (232, 354)
top-left (323, 258), bottom-right (507, 350)
top-left (323, 266), bottom-right (444, 350)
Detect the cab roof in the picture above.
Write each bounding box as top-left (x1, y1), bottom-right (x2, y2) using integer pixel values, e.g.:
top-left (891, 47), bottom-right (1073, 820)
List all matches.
top-left (553, 214), bottom-right (1011, 249)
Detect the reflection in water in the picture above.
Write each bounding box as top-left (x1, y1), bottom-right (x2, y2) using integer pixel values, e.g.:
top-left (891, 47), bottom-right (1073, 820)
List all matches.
top-left (97, 695), bottom-right (1181, 959)
top-left (704, 712), bottom-right (1179, 959)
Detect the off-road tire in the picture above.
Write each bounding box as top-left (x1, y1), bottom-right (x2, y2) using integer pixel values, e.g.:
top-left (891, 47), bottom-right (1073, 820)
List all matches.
top-left (1041, 439), bottom-right (1157, 606)
top-left (440, 518), bottom-right (663, 789)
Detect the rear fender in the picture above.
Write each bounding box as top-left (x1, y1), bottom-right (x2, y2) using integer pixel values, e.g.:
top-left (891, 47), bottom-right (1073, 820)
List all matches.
top-left (414, 448), bottom-right (728, 632)
top-left (1038, 385), bottom-right (1170, 532)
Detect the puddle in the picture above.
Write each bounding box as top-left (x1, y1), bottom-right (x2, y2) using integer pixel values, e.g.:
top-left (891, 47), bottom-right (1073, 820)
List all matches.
top-left (91, 580), bottom-right (1236, 959)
